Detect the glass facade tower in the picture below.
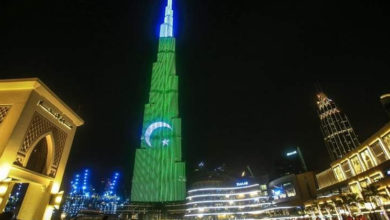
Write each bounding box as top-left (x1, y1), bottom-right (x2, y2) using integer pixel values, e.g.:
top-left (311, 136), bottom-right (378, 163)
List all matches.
top-left (130, 0), bottom-right (186, 202)
top-left (316, 92), bottom-right (360, 161)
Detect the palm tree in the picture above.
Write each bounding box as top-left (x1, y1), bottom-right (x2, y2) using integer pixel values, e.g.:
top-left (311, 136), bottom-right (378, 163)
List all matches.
top-left (340, 193), bottom-right (364, 216)
top-left (322, 202), bottom-right (335, 219)
top-left (361, 185), bottom-right (390, 220)
top-left (339, 194), bottom-right (353, 216)
top-left (305, 205), bottom-right (317, 220)
top-left (331, 199), bottom-right (343, 220)
top-left (312, 201), bottom-right (324, 220)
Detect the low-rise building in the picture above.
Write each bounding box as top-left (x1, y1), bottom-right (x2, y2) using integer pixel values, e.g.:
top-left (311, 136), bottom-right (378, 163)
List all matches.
top-left (305, 121), bottom-right (390, 219)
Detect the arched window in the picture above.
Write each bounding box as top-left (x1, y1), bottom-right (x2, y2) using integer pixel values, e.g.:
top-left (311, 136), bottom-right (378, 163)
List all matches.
top-left (26, 137), bottom-right (48, 174)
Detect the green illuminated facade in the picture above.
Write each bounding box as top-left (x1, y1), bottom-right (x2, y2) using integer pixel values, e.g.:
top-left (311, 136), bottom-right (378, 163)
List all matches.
top-left (131, 0), bottom-right (186, 202)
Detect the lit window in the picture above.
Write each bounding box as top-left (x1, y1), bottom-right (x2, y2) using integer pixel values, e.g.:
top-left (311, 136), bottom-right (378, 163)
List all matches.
top-left (341, 161), bottom-right (353, 178)
top-left (370, 173), bottom-right (383, 183)
top-left (349, 183), bottom-right (360, 194)
top-left (282, 182), bottom-right (296, 197)
top-left (333, 166), bottom-right (345, 181)
top-left (359, 179), bottom-right (370, 188)
top-left (350, 156), bottom-right (363, 174)
top-left (370, 141), bottom-right (387, 164)
top-left (382, 132), bottom-right (390, 150)
top-left (360, 149), bottom-right (374, 169)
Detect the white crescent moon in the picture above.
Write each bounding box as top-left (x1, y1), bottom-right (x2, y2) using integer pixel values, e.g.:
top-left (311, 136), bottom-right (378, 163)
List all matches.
top-left (144, 122), bottom-right (172, 147)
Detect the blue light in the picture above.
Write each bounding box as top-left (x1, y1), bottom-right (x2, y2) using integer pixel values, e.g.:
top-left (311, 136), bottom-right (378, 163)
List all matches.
top-left (159, 0), bottom-right (174, 37)
top-left (236, 181), bottom-right (249, 186)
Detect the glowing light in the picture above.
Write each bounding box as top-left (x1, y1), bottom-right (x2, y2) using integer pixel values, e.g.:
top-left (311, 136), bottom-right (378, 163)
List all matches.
top-left (188, 184), bottom-right (259, 193)
top-left (159, 0), bottom-right (174, 37)
top-left (55, 195), bottom-right (62, 204)
top-left (186, 197), bottom-right (268, 205)
top-left (286, 151), bottom-right (297, 156)
top-left (0, 164), bottom-right (10, 181)
top-left (236, 181), bottom-right (249, 186)
top-left (186, 190), bottom-right (261, 199)
top-left (144, 122), bottom-right (172, 147)
top-left (0, 185), bottom-right (7, 195)
top-left (43, 206), bottom-right (54, 220)
top-left (186, 203), bottom-right (271, 211)
top-left (51, 182), bottom-right (60, 193)
top-left (184, 206), bottom-right (298, 217)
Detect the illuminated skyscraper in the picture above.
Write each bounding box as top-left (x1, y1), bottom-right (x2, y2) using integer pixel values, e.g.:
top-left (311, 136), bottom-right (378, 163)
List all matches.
top-left (316, 92), bottom-right (360, 161)
top-left (131, 0), bottom-right (186, 202)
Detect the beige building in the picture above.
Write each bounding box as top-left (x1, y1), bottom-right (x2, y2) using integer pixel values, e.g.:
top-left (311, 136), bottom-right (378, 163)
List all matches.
top-left (305, 121), bottom-right (390, 217)
top-left (0, 78), bottom-right (83, 219)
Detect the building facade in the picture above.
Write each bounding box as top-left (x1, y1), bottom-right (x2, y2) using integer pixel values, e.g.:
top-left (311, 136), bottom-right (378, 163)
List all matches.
top-left (316, 92), bottom-right (360, 161)
top-left (130, 0), bottom-right (186, 202)
top-left (185, 179), bottom-right (271, 219)
top-left (0, 78), bottom-right (84, 219)
top-left (306, 121), bottom-right (390, 219)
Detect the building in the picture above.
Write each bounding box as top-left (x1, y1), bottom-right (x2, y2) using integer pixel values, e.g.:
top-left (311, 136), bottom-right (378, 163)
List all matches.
top-left (381, 94), bottom-right (390, 118)
top-left (62, 170), bottom-right (122, 218)
top-left (0, 78), bottom-right (84, 219)
top-left (316, 92), bottom-right (360, 161)
top-left (305, 121), bottom-right (390, 219)
top-left (274, 147), bottom-right (308, 177)
top-left (268, 172), bottom-right (317, 207)
top-left (130, 0), bottom-right (186, 202)
top-left (185, 178), bottom-right (272, 219)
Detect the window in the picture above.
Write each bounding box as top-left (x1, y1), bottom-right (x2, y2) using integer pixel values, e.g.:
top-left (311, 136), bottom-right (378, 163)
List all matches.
top-left (283, 182), bottom-right (296, 197)
top-left (370, 173), bottom-right (383, 183)
top-left (349, 183), bottom-right (360, 194)
top-left (341, 161), bottom-right (353, 178)
top-left (359, 179), bottom-right (370, 188)
top-left (382, 132), bottom-right (390, 150)
top-left (350, 155), bottom-right (364, 174)
top-left (360, 149), bottom-right (374, 169)
top-left (333, 166), bottom-right (345, 181)
top-left (370, 141), bottom-right (387, 164)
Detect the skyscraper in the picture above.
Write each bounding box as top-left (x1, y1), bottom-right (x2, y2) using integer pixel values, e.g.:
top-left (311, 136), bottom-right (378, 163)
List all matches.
top-left (131, 0), bottom-right (186, 202)
top-left (316, 92), bottom-right (360, 161)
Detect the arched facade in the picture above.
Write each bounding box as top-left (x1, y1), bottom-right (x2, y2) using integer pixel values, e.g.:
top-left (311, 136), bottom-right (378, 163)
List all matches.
top-left (0, 78), bottom-right (83, 220)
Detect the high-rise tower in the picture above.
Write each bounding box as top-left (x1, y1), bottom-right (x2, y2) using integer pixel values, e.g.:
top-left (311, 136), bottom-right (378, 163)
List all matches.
top-left (316, 92), bottom-right (360, 161)
top-left (131, 0), bottom-right (186, 202)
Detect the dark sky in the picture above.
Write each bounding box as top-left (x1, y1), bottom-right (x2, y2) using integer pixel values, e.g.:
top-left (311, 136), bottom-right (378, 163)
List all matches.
top-left (1, 0), bottom-right (390, 194)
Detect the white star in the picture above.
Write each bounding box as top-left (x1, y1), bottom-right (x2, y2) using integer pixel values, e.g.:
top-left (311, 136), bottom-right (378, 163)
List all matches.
top-left (162, 139), bottom-right (170, 146)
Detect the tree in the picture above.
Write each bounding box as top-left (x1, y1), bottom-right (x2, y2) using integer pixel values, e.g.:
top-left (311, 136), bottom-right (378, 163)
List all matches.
top-left (331, 199), bottom-right (343, 220)
top-left (361, 185), bottom-right (390, 220)
top-left (322, 202), bottom-right (335, 219)
top-left (340, 193), bottom-right (364, 216)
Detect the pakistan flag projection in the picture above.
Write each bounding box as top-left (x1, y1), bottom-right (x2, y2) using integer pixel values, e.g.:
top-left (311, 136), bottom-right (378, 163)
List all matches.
top-left (131, 0), bottom-right (186, 202)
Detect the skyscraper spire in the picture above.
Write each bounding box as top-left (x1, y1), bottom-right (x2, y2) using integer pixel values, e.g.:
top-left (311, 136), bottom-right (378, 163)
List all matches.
top-left (159, 0), bottom-right (174, 37)
top-left (131, 0), bottom-right (185, 202)
top-left (316, 92), bottom-right (360, 161)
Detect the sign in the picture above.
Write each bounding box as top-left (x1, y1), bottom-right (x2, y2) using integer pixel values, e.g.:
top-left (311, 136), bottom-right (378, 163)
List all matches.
top-left (236, 181), bottom-right (248, 186)
top-left (286, 150), bottom-right (297, 157)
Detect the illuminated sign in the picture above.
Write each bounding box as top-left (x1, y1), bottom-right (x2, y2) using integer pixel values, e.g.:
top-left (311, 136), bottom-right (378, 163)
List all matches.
top-left (37, 100), bottom-right (73, 129)
top-left (236, 181), bottom-right (248, 186)
top-left (286, 151), bottom-right (297, 157)
top-left (144, 121), bottom-right (172, 147)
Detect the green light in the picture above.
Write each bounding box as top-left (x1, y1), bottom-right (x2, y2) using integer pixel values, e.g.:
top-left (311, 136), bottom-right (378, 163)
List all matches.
top-left (131, 36), bottom-right (186, 201)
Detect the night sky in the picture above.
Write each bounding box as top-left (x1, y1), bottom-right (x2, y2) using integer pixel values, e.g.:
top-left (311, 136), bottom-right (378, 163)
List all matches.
top-left (1, 0), bottom-right (390, 194)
